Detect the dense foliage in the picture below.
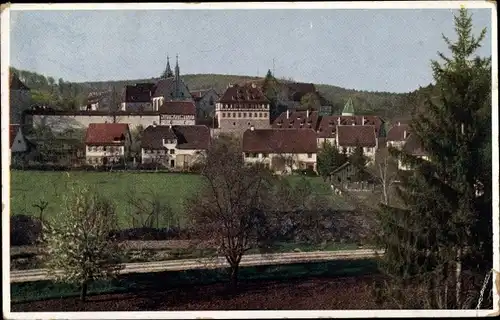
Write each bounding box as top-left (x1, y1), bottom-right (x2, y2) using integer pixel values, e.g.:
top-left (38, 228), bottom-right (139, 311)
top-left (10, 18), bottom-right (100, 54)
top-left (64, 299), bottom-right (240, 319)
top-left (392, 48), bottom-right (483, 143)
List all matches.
top-left (374, 8), bottom-right (492, 309)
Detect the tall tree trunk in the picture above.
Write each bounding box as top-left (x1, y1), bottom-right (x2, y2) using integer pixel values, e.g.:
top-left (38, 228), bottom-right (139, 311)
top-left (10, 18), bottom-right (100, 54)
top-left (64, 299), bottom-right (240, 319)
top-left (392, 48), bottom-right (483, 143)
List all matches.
top-left (80, 280), bottom-right (88, 302)
top-left (230, 264), bottom-right (239, 291)
top-left (456, 248), bottom-right (462, 308)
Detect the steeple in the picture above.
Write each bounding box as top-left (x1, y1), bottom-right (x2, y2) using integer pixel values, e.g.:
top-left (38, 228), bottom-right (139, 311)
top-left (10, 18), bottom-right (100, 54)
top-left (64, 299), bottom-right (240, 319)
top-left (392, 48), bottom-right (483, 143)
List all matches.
top-left (161, 55), bottom-right (174, 79)
top-left (174, 54), bottom-right (181, 99)
top-left (342, 97), bottom-right (355, 116)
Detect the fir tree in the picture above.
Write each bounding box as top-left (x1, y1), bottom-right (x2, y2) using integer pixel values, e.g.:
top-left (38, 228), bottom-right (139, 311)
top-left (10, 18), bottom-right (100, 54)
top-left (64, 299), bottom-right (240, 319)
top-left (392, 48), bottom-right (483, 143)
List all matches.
top-left (374, 8), bottom-right (492, 309)
top-left (317, 141), bottom-right (348, 181)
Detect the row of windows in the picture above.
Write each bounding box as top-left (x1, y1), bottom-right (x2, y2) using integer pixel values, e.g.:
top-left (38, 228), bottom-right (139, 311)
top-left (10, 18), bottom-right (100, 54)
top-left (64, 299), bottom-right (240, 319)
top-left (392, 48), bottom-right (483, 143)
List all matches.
top-left (87, 146), bottom-right (122, 153)
top-left (87, 157), bottom-right (121, 164)
top-left (145, 149), bottom-right (175, 155)
top-left (221, 112), bottom-right (268, 118)
top-left (244, 153), bottom-right (314, 159)
top-left (219, 104), bottom-right (269, 110)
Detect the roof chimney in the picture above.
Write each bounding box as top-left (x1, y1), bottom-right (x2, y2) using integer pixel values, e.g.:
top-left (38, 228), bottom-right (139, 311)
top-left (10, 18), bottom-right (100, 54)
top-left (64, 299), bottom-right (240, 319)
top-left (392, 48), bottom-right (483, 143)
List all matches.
top-left (286, 110), bottom-right (290, 119)
top-left (307, 109), bottom-right (310, 118)
top-left (403, 130), bottom-right (407, 139)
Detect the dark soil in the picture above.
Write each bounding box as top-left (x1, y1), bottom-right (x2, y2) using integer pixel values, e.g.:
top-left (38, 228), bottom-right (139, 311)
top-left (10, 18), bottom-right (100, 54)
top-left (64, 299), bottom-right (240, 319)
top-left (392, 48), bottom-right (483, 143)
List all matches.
top-left (12, 275), bottom-right (382, 311)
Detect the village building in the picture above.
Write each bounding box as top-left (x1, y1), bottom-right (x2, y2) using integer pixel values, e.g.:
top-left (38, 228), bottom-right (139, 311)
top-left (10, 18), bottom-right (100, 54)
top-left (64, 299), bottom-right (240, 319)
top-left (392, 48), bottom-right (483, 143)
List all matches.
top-left (386, 122), bottom-right (411, 149)
top-left (151, 55), bottom-right (193, 110)
top-left (272, 110), bottom-right (320, 131)
top-left (140, 125), bottom-right (210, 170)
top-left (191, 89), bottom-right (220, 120)
top-left (215, 83), bottom-right (271, 135)
top-left (398, 133), bottom-right (429, 171)
top-left (242, 127), bottom-right (317, 174)
top-left (9, 124), bottom-right (36, 166)
top-left (336, 125), bottom-right (378, 161)
top-left (158, 101), bottom-right (196, 126)
top-left (120, 83), bottom-right (155, 112)
top-left (10, 73), bottom-right (32, 125)
top-left (329, 161), bottom-right (377, 193)
top-left (85, 123), bottom-right (131, 166)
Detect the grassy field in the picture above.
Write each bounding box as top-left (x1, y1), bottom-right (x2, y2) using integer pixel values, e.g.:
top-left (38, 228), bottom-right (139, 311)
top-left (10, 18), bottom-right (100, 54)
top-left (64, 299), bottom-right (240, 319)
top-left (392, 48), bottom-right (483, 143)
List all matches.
top-left (10, 170), bottom-right (352, 228)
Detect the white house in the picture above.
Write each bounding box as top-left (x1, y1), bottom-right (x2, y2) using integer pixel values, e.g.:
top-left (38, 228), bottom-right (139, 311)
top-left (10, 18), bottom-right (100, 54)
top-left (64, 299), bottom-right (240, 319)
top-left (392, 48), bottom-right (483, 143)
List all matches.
top-left (386, 122), bottom-right (410, 149)
top-left (140, 125), bottom-right (210, 169)
top-left (336, 125), bottom-right (378, 162)
top-left (158, 101), bottom-right (196, 126)
top-left (242, 127), bottom-right (318, 174)
top-left (85, 123), bottom-right (131, 166)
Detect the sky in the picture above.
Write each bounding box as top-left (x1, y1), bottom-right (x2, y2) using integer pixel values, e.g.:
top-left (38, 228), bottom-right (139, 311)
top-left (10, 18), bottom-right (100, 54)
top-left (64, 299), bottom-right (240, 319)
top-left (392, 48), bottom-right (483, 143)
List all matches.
top-left (9, 7), bottom-right (493, 93)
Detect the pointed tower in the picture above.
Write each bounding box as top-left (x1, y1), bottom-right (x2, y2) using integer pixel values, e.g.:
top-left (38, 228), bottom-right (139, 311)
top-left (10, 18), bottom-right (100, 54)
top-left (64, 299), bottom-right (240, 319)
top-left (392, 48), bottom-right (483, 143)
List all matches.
top-left (342, 97), bottom-right (355, 116)
top-left (174, 54), bottom-right (181, 99)
top-left (162, 55), bottom-right (174, 79)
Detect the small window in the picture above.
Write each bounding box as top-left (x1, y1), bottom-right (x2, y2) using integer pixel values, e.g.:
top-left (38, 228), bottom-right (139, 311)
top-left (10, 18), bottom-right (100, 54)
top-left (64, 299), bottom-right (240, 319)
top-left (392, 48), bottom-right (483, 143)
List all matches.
top-left (243, 113), bottom-right (247, 117)
top-left (222, 113), bottom-right (226, 118)
top-left (245, 153), bottom-right (250, 158)
top-left (307, 153), bottom-right (313, 158)
top-left (103, 146), bottom-right (107, 151)
top-left (254, 113), bottom-right (258, 117)
top-left (262, 153), bottom-right (268, 158)
top-left (233, 122), bottom-right (236, 126)
top-left (232, 113), bottom-right (236, 117)
top-left (238, 113), bottom-right (241, 118)
top-left (170, 149), bottom-right (175, 154)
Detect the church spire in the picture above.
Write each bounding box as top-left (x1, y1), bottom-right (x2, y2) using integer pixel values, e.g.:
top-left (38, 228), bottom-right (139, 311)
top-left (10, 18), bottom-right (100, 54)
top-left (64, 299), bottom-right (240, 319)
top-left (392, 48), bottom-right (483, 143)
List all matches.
top-left (162, 55), bottom-right (174, 79)
top-left (174, 54), bottom-right (181, 99)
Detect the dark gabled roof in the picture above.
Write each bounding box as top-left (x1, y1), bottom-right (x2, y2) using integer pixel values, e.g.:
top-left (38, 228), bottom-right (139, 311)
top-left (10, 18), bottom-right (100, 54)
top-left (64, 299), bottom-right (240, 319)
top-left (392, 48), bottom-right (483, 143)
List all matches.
top-left (141, 125), bottom-right (211, 150)
top-left (242, 128), bottom-right (317, 154)
top-left (337, 125), bottom-right (377, 148)
top-left (85, 123), bottom-right (129, 145)
top-left (386, 123), bottom-right (411, 142)
top-left (10, 124), bottom-right (21, 147)
top-left (172, 125), bottom-right (211, 150)
top-left (158, 101), bottom-right (196, 116)
top-left (10, 73), bottom-right (30, 91)
top-left (403, 133), bottom-right (428, 157)
top-left (272, 111), bottom-right (320, 131)
top-left (123, 83), bottom-right (155, 103)
top-left (141, 125), bottom-right (177, 149)
top-left (218, 84), bottom-right (269, 104)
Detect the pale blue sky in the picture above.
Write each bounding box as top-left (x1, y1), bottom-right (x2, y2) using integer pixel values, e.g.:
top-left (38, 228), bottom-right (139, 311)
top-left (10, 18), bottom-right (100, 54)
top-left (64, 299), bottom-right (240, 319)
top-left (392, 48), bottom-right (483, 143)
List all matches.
top-left (9, 8), bottom-right (492, 93)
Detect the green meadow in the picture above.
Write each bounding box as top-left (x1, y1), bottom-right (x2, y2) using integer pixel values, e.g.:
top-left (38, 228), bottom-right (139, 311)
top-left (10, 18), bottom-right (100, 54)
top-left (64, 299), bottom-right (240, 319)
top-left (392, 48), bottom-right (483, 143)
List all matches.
top-left (9, 170), bottom-right (351, 228)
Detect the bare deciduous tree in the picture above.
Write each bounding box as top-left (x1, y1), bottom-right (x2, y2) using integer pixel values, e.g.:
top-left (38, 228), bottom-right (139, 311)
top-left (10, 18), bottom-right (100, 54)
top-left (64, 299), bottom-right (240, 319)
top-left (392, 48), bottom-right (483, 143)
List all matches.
top-left (185, 135), bottom-right (276, 290)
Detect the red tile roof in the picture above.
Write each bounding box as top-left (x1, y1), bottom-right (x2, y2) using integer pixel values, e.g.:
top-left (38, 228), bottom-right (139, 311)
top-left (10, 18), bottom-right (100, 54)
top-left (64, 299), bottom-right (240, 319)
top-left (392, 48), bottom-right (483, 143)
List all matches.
top-left (317, 115), bottom-right (340, 138)
top-left (272, 111), bottom-right (320, 130)
top-left (218, 84), bottom-right (269, 104)
top-left (386, 123), bottom-right (410, 142)
top-left (85, 123), bottom-right (129, 146)
top-left (141, 125), bottom-right (211, 150)
top-left (337, 125), bottom-right (377, 147)
top-left (242, 128), bottom-right (317, 154)
top-left (158, 101), bottom-right (196, 116)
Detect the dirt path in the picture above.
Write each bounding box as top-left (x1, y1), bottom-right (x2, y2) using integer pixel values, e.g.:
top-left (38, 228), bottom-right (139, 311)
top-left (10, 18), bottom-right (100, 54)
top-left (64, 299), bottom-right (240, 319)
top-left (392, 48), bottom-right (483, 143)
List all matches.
top-left (11, 275), bottom-right (382, 311)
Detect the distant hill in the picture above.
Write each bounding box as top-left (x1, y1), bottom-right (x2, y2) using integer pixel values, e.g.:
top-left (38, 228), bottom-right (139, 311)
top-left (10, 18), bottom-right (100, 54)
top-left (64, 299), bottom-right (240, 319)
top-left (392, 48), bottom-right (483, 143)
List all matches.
top-left (80, 73), bottom-right (416, 119)
top-left (10, 67), bottom-right (425, 120)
